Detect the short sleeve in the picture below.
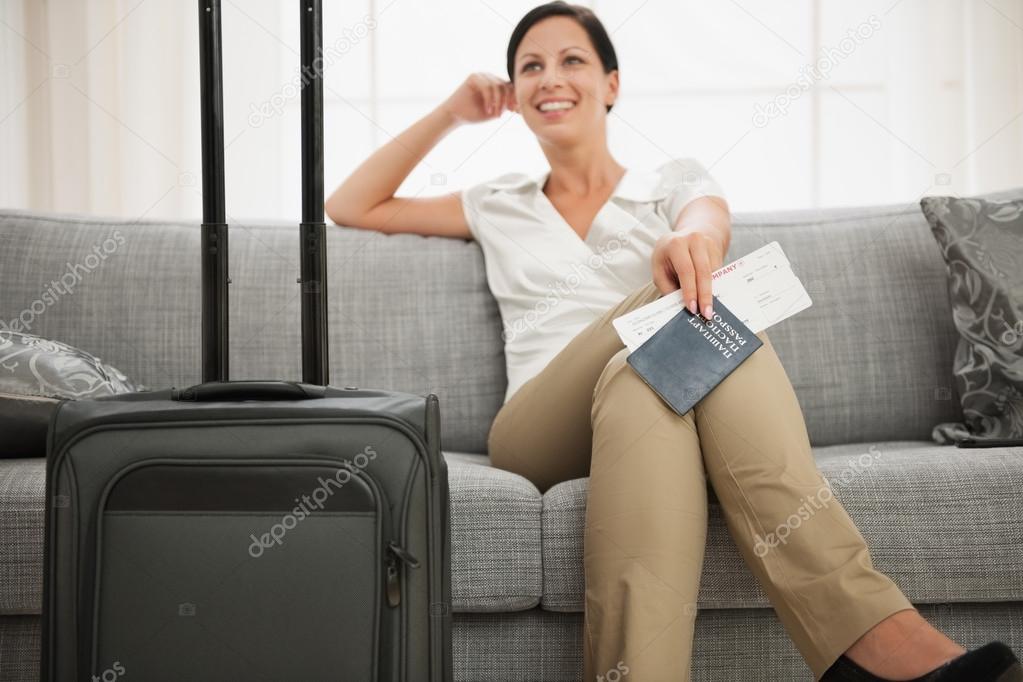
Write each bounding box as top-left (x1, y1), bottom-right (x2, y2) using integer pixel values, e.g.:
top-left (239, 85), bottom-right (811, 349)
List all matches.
top-left (460, 171), bottom-right (535, 242)
top-left (460, 181), bottom-right (488, 241)
top-left (656, 157), bottom-right (727, 228)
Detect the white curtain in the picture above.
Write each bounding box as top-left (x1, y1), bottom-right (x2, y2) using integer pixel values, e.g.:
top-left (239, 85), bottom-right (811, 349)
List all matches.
top-left (2, 0), bottom-right (1021, 221)
top-left (1, 0), bottom-right (201, 220)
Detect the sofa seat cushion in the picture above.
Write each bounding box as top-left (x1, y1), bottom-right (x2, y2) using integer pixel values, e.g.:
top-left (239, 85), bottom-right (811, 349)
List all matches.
top-left (540, 441), bottom-right (1023, 611)
top-left (0, 458), bottom-right (44, 615)
top-left (445, 451), bottom-right (543, 612)
top-left (0, 451), bottom-right (543, 616)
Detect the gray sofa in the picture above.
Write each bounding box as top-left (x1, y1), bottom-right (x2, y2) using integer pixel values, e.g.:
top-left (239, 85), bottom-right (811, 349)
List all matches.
top-left (1, 190), bottom-right (1022, 681)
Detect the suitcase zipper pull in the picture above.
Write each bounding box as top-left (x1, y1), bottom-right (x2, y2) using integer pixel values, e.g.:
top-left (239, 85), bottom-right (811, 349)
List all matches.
top-left (385, 541), bottom-right (421, 608)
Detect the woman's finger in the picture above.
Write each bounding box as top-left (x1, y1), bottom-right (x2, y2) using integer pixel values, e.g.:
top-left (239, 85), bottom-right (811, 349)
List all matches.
top-left (688, 237), bottom-right (714, 319)
top-left (492, 82), bottom-right (504, 114)
top-left (471, 75), bottom-right (488, 114)
top-left (652, 251), bottom-right (677, 295)
top-left (491, 81), bottom-right (503, 114)
top-left (503, 82), bottom-right (517, 112)
top-left (479, 81), bottom-right (492, 115)
top-left (489, 77), bottom-right (505, 114)
top-left (668, 239), bottom-right (698, 315)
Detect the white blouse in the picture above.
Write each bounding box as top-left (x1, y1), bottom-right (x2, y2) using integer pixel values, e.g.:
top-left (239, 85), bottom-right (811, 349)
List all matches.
top-left (460, 157), bottom-right (726, 405)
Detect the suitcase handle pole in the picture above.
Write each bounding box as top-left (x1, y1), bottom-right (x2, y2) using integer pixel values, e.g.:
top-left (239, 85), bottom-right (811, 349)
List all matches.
top-left (198, 0), bottom-right (328, 386)
top-left (299, 0), bottom-right (330, 386)
top-left (198, 0), bottom-right (229, 383)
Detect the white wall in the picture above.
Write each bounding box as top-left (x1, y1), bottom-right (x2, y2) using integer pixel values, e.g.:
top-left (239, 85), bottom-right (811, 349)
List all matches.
top-left (1, 0), bottom-right (1021, 221)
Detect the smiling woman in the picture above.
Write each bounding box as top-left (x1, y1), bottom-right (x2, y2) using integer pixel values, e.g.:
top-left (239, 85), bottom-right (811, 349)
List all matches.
top-left (322, 4), bottom-right (1021, 680)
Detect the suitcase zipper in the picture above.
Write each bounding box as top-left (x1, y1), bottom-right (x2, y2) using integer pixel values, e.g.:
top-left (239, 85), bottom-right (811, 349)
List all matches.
top-left (339, 458), bottom-right (421, 610)
top-left (386, 540), bottom-right (420, 607)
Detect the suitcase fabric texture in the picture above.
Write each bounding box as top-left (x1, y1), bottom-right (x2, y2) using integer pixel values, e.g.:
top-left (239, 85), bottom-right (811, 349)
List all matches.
top-left (39, 2), bottom-right (453, 680)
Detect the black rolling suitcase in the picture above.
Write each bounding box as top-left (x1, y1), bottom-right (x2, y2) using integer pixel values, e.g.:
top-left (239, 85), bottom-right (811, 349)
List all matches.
top-left (39, 1), bottom-right (452, 680)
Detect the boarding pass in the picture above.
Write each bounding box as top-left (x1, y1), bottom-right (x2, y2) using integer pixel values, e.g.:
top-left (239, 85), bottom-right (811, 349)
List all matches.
top-left (613, 241), bottom-right (812, 353)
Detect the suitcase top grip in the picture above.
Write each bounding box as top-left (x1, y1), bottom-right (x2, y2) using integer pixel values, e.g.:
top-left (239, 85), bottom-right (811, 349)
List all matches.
top-left (171, 380), bottom-right (326, 402)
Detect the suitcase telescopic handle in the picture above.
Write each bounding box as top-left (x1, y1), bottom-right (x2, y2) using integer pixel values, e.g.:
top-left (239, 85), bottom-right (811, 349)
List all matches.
top-left (172, 380), bottom-right (327, 402)
top-left (198, 0), bottom-right (329, 387)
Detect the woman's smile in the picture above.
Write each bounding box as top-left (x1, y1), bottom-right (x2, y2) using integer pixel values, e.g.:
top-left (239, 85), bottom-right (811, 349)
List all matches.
top-left (537, 98), bottom-right (577, 121)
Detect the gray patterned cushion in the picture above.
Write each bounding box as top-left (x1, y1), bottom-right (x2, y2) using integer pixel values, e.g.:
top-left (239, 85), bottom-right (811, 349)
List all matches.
top-left (921, 195), bottom-right (1023, 444)
top-left (540, 441), bottom-right (1023, 611)
top-left (0, 458), bottom-right (43, 615)
top-left (0, 332), bottom-right (140, 458)
top-left (445, 452), bottom-right (542, 612)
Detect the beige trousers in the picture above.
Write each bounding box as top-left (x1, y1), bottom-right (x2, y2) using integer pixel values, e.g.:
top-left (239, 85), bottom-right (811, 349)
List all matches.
top-left (487, 278), bottom-right (916, 681)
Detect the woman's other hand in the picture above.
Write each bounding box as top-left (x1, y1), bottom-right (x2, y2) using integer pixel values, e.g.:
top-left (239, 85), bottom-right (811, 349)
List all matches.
top-left (651, 230), bottom-right (725, 320)
top-left (441, 72), bottom-right (517, 125)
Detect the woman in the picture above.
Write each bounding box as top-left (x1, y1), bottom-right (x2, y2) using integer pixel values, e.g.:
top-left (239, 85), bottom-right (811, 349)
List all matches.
top-left (325, 3), bottom-right (1021, 680)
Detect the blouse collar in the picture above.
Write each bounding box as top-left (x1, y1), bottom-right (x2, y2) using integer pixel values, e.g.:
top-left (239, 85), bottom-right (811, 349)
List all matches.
top-left (483, 165), bottom-right (670, 203)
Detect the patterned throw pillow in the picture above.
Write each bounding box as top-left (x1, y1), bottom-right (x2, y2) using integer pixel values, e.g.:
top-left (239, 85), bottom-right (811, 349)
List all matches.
top-left (920, 195), bottom-right (1023, 445)
top-left (0, 332), bottom-right (143, 458)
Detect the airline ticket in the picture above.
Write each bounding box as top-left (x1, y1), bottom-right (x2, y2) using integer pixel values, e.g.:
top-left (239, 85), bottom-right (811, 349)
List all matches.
top-left (613, 241), bottom-right (812, 353)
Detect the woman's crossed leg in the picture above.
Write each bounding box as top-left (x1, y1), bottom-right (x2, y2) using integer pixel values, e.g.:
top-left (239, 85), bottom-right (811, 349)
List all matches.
top-left (487, 278), bottom-right (915, 681)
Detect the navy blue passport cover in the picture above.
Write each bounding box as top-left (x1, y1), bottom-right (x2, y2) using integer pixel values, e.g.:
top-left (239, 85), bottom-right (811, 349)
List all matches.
top-left (626, 296), bottom-right (763, 416)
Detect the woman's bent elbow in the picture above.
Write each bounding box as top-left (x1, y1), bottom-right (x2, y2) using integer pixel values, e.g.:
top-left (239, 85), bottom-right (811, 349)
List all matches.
top-left (325, 202), bottom-right (362, 229)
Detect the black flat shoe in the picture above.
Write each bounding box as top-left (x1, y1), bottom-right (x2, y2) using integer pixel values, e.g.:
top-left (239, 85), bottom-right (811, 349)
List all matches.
top-left (820, 641), bottom-right (1023, 682)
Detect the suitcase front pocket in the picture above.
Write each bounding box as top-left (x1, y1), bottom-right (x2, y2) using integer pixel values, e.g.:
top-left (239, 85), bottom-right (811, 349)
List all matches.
top-left (93, 458), bottom-right (386, 682)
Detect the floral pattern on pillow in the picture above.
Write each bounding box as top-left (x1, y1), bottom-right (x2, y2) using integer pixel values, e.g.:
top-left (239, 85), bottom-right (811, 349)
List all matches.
top-left (921, 195), bottom-right (1023, 444)
top-left (0, 331), bottom-right (143, 458)
top-left (0, 331), bottom-right (141, 399)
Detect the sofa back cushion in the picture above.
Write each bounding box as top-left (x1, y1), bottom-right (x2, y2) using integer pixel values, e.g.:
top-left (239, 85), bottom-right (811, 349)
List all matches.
top-left (0, 211), bottom-right (503, 453)
top-left (1, 190), bottom-right (1018, 453)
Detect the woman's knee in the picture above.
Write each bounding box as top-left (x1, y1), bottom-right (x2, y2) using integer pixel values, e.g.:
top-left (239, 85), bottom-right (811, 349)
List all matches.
top-left (591, 347), bottom-right (671, 419)
top-left (486, 413), bottom-right (515, 472)
top-left (486, 410), bottom-right (562, 493)
top-left (592, 346), bottom-right (701, 434)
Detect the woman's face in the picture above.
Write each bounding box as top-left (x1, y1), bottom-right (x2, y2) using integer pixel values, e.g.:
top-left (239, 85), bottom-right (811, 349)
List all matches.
top-left (511, 16), bottom-right (618, 146)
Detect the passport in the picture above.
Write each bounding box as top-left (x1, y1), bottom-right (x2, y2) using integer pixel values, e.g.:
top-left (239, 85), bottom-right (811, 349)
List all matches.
top-left (626, 296), bottom-right (762, 416)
